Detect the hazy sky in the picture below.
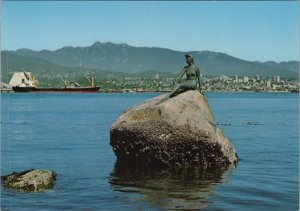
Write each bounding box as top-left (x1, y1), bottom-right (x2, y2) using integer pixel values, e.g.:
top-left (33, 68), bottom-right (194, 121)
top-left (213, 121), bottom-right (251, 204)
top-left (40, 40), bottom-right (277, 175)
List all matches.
top-left (2, 1), bottom-right (299, 62)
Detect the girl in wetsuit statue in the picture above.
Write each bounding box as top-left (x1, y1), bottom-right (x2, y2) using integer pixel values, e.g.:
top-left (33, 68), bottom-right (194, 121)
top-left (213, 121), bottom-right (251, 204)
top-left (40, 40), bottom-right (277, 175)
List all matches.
top-left (158, 54), bottom-right (202, 104)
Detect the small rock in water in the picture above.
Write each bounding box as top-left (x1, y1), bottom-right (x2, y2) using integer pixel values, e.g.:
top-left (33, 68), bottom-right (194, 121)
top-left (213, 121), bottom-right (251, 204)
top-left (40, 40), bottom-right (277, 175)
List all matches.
top-left (244, 121), bottom-right (263, 126)
top-left (1, 169), bottom-right (57, 192)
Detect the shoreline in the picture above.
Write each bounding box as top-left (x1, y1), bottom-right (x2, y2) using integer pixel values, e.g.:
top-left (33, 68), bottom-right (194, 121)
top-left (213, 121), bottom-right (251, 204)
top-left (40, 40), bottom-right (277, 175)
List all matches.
top-left (1, 90), bottom-right (298, 94)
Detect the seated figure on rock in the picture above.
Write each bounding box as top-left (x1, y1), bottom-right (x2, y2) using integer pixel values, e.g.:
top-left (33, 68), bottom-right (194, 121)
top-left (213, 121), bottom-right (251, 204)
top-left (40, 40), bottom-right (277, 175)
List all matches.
top-left (158, 54), bottom-right (202, 104)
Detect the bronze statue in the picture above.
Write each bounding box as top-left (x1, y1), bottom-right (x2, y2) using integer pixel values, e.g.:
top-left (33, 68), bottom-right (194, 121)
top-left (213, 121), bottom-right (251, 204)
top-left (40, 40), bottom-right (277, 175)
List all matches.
top-left (158, 54), bottom-right (202, 104)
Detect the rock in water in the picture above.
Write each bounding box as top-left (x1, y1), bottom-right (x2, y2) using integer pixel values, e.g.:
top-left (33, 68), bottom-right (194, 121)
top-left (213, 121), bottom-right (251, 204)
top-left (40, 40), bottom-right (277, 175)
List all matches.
top-left (110, 90), bottom-right (238, 169)
top-left (1, 169), bottom-right (56, 192)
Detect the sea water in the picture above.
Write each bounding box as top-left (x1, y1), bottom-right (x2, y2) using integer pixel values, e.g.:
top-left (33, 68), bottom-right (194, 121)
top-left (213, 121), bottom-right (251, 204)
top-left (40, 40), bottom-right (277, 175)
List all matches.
top-left (1, 92), bottom-right (298, 210)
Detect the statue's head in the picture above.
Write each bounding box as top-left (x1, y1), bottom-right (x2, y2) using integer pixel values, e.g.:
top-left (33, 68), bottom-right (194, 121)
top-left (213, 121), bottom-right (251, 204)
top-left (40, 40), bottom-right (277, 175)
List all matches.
top-left (185, 54), bottom-right (194, 63)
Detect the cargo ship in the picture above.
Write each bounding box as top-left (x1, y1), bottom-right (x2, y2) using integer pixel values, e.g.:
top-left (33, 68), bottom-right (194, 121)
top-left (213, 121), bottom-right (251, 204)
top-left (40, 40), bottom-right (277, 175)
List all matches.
top-left (10, 72), bottom-right (100, 93)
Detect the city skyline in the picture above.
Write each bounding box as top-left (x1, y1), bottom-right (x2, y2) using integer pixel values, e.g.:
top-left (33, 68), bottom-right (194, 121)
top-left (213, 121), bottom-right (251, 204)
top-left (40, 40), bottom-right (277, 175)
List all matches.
top-left (2, 1), bottom-right (299, 62)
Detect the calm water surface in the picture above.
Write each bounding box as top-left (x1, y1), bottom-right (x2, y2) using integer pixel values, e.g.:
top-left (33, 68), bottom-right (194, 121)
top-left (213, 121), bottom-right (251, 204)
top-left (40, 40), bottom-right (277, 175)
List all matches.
top-left (1, 92), bottom-right (299, 210)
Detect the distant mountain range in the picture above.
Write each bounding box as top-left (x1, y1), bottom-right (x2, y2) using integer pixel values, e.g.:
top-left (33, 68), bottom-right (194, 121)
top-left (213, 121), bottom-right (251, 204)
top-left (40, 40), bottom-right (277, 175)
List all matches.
top-left (258, 61), bottom-right (299, 73)
top-left (2, 41), bottom-right (299, 83)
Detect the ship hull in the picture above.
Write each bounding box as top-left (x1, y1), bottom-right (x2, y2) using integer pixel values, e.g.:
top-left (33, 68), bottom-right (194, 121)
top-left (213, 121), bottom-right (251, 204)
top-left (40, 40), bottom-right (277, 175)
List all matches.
top-left (12, 86), bottom-right (100, 93)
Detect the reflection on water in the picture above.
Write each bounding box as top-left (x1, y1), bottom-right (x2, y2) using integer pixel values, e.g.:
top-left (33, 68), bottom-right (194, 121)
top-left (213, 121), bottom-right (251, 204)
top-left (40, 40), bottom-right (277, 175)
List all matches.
top-left (109, 161), bottom-right (235, 210)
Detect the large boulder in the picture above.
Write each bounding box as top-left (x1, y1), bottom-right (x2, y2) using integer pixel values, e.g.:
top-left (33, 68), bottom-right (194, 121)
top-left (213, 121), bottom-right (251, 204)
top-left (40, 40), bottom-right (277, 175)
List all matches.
top-left (110, 90), bottom-right (238, 169)
top-left (1, 169), bottom-right (57, 192)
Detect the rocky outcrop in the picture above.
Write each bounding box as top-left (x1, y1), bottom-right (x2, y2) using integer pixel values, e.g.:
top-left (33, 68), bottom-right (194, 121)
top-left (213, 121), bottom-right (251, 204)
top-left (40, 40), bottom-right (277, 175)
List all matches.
top-left (1, 169), bottom-right (56, 192)
top-left (110, 90), bottom-right (238, 169)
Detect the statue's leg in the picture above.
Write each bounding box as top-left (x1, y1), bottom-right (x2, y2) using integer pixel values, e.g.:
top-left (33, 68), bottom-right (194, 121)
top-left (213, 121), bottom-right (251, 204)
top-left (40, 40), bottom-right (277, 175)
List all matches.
top-left (156, 80), bottom-right (197, 105)
top-left (157, 83), bottom-right (181, 104)
top-left (170, 81), bottom-right (197, 97)
top-left (169, 84), bottom-right (182, 98)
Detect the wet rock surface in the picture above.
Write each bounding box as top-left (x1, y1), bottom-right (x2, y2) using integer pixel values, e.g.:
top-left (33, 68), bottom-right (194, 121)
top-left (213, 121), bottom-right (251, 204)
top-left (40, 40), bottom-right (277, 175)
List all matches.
top-left (1, 169), bottom-right (57, 192)
top-left (110, 90), bottom-right (238, 170)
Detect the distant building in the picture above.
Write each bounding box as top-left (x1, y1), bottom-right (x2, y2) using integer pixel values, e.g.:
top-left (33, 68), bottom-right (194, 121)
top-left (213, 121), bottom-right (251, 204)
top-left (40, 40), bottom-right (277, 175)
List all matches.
top-left (256, 74), bottom-right (260, 81)
top-left (273, 75), bottom-right (281, 83)
top-left (9, 72), bottom-right (38, 87)
top-left (219, 75), bottom-right (230, 81)
top-left (276, 76), bottom-right (280, 83)
top-left (155, 74), bottom-right (160, 80)
top-left (0, 83), bottom-right (11, 89)
top-left (234, 75), bottom-right (238, 83)
top-left (243, 76), bottom-right (249, 83)
top-left (266, 80), bottom-right (272, 88)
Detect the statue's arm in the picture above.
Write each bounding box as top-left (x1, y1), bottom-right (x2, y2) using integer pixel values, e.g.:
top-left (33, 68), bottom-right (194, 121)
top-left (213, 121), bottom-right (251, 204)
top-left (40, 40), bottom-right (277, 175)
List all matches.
top-left (175, 68), bottom-right (186, 83)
